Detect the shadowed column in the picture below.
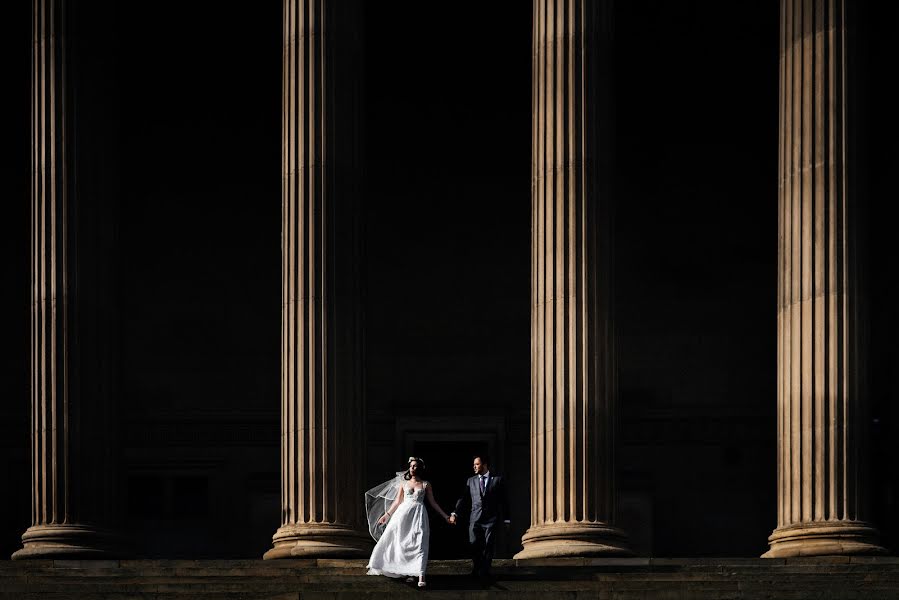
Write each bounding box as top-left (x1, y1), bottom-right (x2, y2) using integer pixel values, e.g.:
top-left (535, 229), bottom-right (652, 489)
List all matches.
top-left (264, 0), bottom-right (369, 559)
top-left (515, 0), bottom-right (631, 559)
top-left (763, 0), bottom-right (884, 558)
top-left (13, 0), bottom-right (122, 560)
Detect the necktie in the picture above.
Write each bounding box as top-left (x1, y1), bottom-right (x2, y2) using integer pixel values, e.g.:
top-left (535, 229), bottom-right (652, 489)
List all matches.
top-left (479, 475), bottom-right (486, 494)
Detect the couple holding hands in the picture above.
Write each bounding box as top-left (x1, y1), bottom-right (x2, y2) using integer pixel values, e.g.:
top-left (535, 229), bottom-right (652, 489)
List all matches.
top-left (365, 455), bottom-right (509, 587)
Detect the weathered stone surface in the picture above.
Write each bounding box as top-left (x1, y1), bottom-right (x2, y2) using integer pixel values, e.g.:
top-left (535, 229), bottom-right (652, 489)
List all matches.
top-left (2, 558), bottom-right (899, 599)
top-left (14, 0), bottom-right (122, 560)
top-left (266, 0), bottom-right (370, 560)
top-left (766, 0), bottom-right (884, 558)
top-left (518, 0), bottom-right (629, 560)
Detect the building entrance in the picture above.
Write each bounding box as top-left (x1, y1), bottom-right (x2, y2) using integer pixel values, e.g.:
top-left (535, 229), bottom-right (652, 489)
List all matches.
top-left (412, 439), bottom-right (490, 559)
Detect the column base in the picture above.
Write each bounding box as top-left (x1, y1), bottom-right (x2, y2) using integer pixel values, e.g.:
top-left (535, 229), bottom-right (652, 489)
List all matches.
top-left (762, 521), bottom-right (886, 558)
top-left (12, 524), bottom-right (122, 560)
top-left (263, 523), bottom-right (372, 559)
top-left (514, 522), bottom-right (632, 559)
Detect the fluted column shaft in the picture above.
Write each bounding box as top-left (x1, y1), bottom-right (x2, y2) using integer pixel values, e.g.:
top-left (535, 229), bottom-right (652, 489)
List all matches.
top-left (14, 0), bottom-right (121, 560)
top-left (515, 0), bottom-right (630, 559)
top-left (764, 0), bottom-right (883, 558)
top-left (264, 0), bottom-right (369, 559)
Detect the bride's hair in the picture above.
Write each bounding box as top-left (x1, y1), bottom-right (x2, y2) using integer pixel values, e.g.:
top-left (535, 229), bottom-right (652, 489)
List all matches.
top-left (403, 456), bottom-right (428, 481)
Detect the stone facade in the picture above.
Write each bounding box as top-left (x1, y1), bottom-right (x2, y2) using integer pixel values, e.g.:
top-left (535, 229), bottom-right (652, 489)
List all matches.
top-left (7, 0), bottom-right (895, 561)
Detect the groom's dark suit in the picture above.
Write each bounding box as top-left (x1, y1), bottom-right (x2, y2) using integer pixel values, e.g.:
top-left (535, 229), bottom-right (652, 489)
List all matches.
top-left (453, 471), bottom-right (509, 577)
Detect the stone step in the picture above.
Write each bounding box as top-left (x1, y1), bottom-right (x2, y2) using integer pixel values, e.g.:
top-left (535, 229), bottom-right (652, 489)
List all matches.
top-left (2, 558), bottom-right (898, 599)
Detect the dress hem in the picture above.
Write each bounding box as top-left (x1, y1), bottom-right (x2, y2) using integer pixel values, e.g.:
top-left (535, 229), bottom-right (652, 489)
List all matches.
top-left (366, 567), bottom-right (425, 577)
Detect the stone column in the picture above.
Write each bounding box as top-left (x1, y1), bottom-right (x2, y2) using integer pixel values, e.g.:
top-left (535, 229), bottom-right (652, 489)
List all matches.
top-left (763, 0), bottom-right (884, 558)
top-left (13, 0), bottom-right (122, 560)
top-left (515, 0), bottom-right (630, 559)
top-left (264, 0), bottom-right (369, 559)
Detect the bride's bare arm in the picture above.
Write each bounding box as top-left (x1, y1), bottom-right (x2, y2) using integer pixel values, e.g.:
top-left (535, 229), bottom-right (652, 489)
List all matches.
top-left (425, 485), bottom-right (450, 521)
top-left (377, 484), bottom-right (404, 525)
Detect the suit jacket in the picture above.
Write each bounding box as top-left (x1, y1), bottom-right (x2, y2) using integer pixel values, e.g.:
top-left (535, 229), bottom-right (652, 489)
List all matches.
top-left (455, 473), bottom-right (509, 532)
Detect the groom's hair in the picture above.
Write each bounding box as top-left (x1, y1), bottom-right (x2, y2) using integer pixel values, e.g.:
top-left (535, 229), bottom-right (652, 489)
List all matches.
top-left (474, 454), bottom-right (490, 466)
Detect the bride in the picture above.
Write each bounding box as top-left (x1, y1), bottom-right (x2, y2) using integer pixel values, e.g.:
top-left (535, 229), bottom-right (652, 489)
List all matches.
top-left (365, 457), bottom-right (452, 588)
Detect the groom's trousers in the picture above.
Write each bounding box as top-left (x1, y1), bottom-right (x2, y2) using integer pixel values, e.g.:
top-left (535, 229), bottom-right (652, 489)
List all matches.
top-left (470, 522), bottom-right (496, 576)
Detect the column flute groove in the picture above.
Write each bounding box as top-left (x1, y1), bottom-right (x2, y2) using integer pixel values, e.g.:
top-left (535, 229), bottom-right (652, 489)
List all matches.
top-left (763, 0), bottom-right (883, 558)
top-left (265, 0), bottom-right (368, 560)
top-left (515, 0), bottom-right (630, 559)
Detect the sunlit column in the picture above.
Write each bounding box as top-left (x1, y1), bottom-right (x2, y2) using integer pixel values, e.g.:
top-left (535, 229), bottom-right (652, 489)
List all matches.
top-left (264, 0), bottom-right (369, 559)
top-left (14, 0), bottom-right (122, 560)
top-left (515, 0), bottom-right (631, 559)
top-left (764, 0), bottom-right (884, 558)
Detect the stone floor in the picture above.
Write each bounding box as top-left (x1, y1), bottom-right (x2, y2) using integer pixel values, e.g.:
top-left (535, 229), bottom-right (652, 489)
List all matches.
top-left (2, 557), bottom-right (898, 599)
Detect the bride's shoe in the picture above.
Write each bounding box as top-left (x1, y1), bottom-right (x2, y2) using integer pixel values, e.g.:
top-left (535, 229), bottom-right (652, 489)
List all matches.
top-left (405, 577), bottom-right (415, 583)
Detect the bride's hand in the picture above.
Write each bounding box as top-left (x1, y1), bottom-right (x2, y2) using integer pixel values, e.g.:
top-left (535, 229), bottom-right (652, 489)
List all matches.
top-left (378, 513), bottom-right (389, 525)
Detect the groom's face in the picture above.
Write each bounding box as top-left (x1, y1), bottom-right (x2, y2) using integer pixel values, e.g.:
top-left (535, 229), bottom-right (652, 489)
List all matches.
top-left (473, 458), bottom-right (486, 475)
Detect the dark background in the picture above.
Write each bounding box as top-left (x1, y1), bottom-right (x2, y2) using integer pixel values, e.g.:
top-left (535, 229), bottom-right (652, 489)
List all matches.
top-left (2, 1), bottom-right (897, 559)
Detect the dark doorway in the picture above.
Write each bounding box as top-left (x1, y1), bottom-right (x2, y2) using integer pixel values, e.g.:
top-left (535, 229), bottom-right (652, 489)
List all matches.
top-left (413, 440), bottom-right (490, 559)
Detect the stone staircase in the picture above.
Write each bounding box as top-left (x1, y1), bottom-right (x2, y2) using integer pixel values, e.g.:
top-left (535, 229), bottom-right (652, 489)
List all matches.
top-left (2, 557), bottom-right (898, 599)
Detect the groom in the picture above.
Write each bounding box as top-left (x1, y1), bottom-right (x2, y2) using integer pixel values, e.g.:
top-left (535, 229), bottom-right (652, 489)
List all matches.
top-left (449, 455), bottom-right (510, 577)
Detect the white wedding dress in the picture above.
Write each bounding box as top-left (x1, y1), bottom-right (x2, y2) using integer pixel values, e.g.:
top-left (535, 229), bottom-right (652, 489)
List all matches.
top-left (366, 482), bottom-right (430, 578)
